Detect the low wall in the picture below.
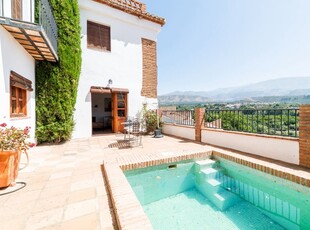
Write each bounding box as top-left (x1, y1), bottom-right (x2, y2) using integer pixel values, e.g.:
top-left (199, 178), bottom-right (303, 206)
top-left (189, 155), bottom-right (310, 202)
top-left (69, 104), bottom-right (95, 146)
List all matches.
top-left (162, 124), bottom-right (195, 140)
top-left (202, 128), bottom-right (299, 165)
top-left (162, 123), bottom-right (299, 165)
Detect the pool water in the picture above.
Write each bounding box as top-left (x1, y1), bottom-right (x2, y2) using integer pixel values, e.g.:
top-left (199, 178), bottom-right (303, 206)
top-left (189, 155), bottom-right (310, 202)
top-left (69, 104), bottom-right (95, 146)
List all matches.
top-left (125, 158), bottom-right (310, 230)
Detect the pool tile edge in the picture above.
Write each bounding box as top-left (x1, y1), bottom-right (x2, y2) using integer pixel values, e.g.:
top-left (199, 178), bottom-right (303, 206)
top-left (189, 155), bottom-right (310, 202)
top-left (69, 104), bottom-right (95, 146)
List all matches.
top-left (102, 148), bottom-right (310, 229)
top-left (102, 162), bottom-right (153, 230)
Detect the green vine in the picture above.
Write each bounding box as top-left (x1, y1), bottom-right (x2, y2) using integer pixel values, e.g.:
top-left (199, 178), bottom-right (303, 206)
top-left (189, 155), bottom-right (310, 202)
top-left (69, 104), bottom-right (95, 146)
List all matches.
top-left (35, 0), bottom-right (81, 143)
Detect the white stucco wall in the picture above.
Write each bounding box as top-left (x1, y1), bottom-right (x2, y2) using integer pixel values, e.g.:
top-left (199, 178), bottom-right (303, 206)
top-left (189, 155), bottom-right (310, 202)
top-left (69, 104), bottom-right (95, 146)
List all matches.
top-left (162, 124), bottom-right (299, 165)
top-left (0, 27), bottom-right (35, 141)
top-left (162, 124), bottom-right (195, 141)
top-left (202, 129), bottom-right (299, 165)
top-left (73, 0), bottom-right (162, 138)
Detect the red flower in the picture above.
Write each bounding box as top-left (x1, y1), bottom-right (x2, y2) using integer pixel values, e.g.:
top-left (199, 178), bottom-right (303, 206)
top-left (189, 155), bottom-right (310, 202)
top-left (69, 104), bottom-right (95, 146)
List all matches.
top-left (24, 127), bottom-right (30, 135)
top-left (0, 123), bottom-right (7, 127)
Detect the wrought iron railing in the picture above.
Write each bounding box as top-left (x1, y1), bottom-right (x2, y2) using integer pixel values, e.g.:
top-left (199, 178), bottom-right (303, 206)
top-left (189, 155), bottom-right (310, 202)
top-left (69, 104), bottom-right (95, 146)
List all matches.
top-left (205, 108), bottom-right (299, 137)
top-left (161, 110), bottom-right (195, 126)
top-left (38, 0), bottom-right (58, 54)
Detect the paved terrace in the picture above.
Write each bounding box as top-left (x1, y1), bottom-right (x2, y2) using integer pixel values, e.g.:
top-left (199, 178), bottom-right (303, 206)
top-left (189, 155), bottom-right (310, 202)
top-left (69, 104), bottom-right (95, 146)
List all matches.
top-left (0, 134), bottom-right (309, 230)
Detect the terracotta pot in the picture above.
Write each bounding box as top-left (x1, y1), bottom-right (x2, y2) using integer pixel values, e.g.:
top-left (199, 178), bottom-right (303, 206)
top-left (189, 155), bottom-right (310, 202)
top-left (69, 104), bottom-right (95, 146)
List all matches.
top-left (0, 150), bottom-right (21, 188)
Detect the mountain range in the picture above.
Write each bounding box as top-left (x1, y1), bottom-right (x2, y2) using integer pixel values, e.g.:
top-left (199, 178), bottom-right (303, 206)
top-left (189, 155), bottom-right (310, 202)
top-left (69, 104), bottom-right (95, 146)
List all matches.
top-left (159, 77), bottom-right (310, 104)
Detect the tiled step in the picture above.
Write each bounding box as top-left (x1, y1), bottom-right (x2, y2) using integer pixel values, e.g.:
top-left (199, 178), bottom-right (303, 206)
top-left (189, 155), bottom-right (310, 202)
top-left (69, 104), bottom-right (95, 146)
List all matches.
top-left (212, 189), bottom-right (241, 211)
top-left (200, 167), bottom-right (223, 179)
top-left (195, 159), bottom-right (216, 171)
top-left (196, 167), bottom-right (225, 190)
top-left (207, 178), bottom-right (222, 187)
top-left (196, 175), bottom-right (223, 192)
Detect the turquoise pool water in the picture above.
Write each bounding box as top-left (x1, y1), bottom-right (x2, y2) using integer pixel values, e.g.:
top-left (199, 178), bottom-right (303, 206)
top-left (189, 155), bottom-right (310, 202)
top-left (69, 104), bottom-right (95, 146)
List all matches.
top-left (125, 158), bottom-right (310, 230)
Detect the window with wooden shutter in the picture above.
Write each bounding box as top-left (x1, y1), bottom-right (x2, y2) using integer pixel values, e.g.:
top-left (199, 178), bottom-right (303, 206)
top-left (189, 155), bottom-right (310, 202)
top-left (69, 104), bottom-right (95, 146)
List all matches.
top-left (10, 86), bottom-right (26, 117)
top-left (87, 21), bottom-right (111, 51)
top-left (12, 0), bottom-right (22, 20)
top-left (10, 71), bottom-right (32, 117)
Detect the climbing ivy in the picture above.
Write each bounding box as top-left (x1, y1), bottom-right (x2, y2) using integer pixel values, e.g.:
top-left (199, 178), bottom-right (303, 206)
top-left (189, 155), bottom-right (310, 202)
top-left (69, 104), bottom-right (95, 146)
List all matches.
top-left (35, 0), bottom-right (81, 143)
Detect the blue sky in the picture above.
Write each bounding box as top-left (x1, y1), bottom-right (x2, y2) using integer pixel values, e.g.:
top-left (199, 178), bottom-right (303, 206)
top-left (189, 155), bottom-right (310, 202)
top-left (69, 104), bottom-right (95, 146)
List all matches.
top-left (142, 0), bottom-right (310, 95)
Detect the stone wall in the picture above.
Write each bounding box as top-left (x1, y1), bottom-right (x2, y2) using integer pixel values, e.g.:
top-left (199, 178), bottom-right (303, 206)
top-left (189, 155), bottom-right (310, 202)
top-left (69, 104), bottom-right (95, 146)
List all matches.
top-left (141, 38), bottom-right (157, 98)
top-left (195, 108), bottom-right (205, 142)
top-left (299, 105), bottom-right (310, 168)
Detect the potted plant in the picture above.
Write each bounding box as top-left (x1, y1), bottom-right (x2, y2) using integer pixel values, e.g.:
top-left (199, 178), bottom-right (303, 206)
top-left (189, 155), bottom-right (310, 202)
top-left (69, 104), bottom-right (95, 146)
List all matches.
top-left (0, 123), bottom-right (35, 188)
top-left (142, 109), bottom-right (163, 137)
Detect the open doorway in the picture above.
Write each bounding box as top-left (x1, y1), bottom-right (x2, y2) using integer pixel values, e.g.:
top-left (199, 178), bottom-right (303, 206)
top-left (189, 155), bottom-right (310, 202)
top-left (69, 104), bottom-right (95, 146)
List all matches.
top-left (91, 92), bottom-right (112, 134)
top-left (90, 86), bottom-right (129, 134)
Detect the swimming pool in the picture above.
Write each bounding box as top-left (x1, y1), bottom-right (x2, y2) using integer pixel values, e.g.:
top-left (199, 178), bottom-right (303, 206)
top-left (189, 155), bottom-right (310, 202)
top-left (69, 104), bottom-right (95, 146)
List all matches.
top-left (125, 158), bottom-right (310, 229)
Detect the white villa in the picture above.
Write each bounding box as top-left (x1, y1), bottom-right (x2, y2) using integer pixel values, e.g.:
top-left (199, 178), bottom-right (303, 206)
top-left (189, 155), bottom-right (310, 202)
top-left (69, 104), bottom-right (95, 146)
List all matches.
top-left (0, 0), bottom-right (164, 140)
top-left (0, 0), bottom-right (58, 141)
top-left (73, 0), bottom-right (165, 138)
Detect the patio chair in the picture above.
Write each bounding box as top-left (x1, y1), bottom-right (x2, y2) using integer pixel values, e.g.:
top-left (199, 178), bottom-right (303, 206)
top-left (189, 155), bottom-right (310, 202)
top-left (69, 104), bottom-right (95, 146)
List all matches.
top-left (129, 119), bottom-right (143, 147)
top-left (123, 117), bottom-right (133, 141)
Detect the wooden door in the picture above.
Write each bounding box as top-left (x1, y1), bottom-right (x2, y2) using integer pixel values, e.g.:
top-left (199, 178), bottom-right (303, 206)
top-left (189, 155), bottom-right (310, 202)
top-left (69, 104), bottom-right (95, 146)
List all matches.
top-left (112, 92), bottom-right (127, 133)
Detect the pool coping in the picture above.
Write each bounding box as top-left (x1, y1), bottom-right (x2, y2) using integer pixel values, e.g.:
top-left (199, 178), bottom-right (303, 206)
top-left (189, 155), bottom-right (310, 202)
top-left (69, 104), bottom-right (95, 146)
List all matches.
top-left (102, 148), bottom-right (310, 230)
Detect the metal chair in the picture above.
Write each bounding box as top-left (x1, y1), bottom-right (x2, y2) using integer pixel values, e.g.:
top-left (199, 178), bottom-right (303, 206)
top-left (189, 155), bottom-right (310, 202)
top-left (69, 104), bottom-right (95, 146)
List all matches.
top-left (129, 119), bottom-right (142, 147)
top-left (123, 117), bottom-right (133, 141)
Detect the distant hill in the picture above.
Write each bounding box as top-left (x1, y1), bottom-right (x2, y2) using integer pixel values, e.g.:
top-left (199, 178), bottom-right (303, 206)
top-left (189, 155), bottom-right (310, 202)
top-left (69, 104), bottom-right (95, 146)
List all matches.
top-left (159, 77), bottom-right (310, 104)
top-left (158, 95), bottom-right (211, 104)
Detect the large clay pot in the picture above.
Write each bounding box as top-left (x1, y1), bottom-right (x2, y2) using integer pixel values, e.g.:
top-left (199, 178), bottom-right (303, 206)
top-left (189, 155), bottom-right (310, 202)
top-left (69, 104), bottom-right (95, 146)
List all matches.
top-left (0, 150), bottom-right (21, 188)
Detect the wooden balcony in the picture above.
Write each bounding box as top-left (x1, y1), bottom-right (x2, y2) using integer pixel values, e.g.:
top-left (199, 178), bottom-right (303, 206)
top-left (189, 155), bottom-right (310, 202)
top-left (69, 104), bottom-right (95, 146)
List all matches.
top-left (0, 0), bottom-right (58, 62)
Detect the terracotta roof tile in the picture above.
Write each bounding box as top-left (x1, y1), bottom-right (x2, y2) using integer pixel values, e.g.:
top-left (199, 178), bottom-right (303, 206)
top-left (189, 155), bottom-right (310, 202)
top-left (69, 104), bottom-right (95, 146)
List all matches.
top-left (93, 0), bottom-right (165, 26)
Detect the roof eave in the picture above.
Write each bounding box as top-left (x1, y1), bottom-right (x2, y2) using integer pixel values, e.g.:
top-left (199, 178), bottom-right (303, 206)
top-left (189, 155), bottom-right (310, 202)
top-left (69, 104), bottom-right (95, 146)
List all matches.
top-left (93, 0), bottom-right (166, 26)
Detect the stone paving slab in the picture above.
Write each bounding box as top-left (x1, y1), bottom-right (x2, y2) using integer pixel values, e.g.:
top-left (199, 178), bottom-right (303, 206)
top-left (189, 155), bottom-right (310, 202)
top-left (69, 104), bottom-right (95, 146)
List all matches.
top-left (0, 134), bottom-right (309, 230)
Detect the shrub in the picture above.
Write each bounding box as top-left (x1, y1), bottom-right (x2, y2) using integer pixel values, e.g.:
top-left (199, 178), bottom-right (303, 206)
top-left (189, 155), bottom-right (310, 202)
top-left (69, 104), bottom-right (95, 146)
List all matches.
top-left (35, 0), bottom-right (81, 143)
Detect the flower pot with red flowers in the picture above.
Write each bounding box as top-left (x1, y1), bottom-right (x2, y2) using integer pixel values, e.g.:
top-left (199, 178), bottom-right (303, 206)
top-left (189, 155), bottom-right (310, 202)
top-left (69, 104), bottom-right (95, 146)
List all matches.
top-left (0, 123), bottom-right (35, 188)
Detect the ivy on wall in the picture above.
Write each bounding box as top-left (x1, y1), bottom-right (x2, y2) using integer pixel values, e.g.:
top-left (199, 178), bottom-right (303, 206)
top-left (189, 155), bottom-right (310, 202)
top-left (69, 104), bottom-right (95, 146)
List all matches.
top-left (35, 0), bottom-right (81, 143)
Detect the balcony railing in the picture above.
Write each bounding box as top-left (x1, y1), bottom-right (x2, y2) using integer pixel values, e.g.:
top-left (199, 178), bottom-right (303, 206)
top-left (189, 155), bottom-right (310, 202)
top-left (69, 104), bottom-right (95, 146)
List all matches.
top-left (38, 0), bottom-right (58, 54)
top-left (205, 108), bottom-right (299, 137)
top-left (161, 110), bottom-right (195, 126)
top-left (0, 0), bottom-right (58, 61)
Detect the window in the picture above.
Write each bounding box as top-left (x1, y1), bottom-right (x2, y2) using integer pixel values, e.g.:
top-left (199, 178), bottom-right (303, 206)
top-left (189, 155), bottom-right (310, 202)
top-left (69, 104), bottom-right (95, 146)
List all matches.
top-left (87, 21), bottom-right (111, 51)
top-left (12, 0), bottom-right (22, 20)
top-left (11, 86), bottom-right (26, 116)
top-left (10, 71), bottom-right (33, 117)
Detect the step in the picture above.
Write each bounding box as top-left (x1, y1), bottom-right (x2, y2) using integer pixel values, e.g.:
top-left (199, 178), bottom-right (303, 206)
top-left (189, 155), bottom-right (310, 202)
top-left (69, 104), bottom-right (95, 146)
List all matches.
top-left (195, 159), bottom-right (216, 171)
top-left (212, 189), bottom-right (241, 211)
top-left (195, 159), bottom-right (216, 166)
top-left (207, 178), bottom-right (222, 187)
top-left (200, 167), bottom-right (224, 179)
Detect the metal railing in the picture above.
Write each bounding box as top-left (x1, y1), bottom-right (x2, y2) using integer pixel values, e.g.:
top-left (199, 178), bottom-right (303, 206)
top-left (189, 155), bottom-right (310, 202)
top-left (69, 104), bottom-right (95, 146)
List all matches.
top-left (38, 0), bottom-right (58, 54)
top-left (205, 108), bottom-right (299, 137)
top-left (161, 110), bottom-right (195, 126)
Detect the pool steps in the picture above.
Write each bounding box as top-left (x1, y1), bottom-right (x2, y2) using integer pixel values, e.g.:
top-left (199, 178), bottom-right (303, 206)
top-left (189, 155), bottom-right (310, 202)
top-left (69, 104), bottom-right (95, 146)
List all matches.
top-left (194, 160), bottom-right (301, 228)
top-left (195, 159), bottom-right (241, 211)
top-left (195, 159), bottom-right (217, 171)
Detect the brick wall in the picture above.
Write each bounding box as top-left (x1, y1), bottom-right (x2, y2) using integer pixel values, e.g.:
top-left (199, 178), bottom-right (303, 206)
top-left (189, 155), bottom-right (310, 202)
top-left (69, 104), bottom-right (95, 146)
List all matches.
top-left (195, 108), bottom-right (205, 142)
top-left (141, 38), bottom-right (157, 98)
top-left (299, 105), bottom-right (310, 168)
